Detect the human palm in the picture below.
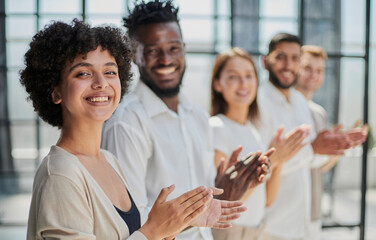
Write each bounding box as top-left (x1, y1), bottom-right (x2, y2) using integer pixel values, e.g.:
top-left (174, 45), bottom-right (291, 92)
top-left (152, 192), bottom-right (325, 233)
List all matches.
top-left (190, 188), bottom-right (246, 229)
top-left (190, 198), bottom-right (222, 227)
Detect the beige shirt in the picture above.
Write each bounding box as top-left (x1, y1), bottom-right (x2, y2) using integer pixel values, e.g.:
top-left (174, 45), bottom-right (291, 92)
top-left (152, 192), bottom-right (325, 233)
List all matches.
top-left (27, 145), bottom-right (148, 240)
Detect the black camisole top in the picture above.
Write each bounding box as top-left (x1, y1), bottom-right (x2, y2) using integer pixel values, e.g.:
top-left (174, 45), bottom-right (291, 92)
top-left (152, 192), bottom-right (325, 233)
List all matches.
top-left (114, 192), bottom-right (141, 235)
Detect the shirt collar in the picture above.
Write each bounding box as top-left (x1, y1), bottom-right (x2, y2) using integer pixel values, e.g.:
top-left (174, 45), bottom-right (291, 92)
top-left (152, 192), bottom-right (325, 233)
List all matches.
top-left (134, 80), bottom-right (193, 118)
top-left (264, 80), bottom-right (299, 105)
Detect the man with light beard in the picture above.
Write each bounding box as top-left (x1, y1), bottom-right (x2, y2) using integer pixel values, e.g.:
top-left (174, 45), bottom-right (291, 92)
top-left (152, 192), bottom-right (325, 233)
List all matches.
top-left (257, 33), bottom-right (356, 240)
top-left (101, 1), bottom-right (272, 240)
top-left (295, 45), bottom-right (368, 240)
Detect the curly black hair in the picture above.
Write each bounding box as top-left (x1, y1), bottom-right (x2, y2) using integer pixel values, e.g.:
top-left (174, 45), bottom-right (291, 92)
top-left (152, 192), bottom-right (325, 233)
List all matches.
top-left (123, 0), bottom-right (180, 39)
top-left (20, 19), bottom-right (133, 128)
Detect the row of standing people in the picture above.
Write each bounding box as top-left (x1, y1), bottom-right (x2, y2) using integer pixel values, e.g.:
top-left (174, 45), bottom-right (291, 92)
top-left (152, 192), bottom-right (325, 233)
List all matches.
top-left (23, 0), bottom-right (368, 240)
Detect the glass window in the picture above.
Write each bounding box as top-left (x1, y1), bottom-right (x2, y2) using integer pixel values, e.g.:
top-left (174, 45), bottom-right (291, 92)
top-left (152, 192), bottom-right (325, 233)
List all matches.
top-left (338, 58), bottom-right (365, 127)
top-left (6, 42), bottom-right (30, 68)
top-left (217, 17), bottom-right (231, 44)
top-left (40, 0), bottom-right (81, 14)
top-left (341, 0), bottom-right (366, 55)
top-left (87, 0), bottom-right (125, 14)
top-left (260, 0), bottom-right (297, 18)
top-left (180, 18), bottom-right (214, 51)
top-left (183, 54), bottom-right (216, 111)
top-left (6, 16), bottom-right (36, 40)
top-left (176, 0), bottom-right (213, 15)
top-left (5, 0), bottom-right (36, 14)
top-left (40, 123), bottom-right (60, 152)
top-left (10, 124), bottom-right (37, 159)
top-left (7, 71), bottom-right (36, 120)
top-left (217, 0), bottom-right (231, 17)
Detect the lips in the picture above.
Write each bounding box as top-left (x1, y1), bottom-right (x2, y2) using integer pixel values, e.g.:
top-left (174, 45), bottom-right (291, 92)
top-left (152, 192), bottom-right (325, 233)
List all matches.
top-left (236, 90), bottom-right (250, 97)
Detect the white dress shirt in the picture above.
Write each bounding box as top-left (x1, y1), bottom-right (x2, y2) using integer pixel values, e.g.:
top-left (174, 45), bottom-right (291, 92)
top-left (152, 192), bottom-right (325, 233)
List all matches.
top-left (102, 81), bottom-right (216, 240)
top-left (257, 81), bottom-right (316, 239)
top-left (209, 114), bottom-right (266, 228)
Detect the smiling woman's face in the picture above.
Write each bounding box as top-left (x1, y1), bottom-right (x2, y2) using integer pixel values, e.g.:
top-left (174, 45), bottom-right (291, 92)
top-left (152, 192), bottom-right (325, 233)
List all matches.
top-left (52, 46), bottom-right (121, 126)
top-left (214, 56), bottom-right (258, 108)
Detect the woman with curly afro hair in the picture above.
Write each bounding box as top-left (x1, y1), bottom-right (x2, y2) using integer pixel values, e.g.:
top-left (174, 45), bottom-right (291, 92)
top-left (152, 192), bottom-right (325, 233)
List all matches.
top-left (22, 19), bottom-right (216, 240)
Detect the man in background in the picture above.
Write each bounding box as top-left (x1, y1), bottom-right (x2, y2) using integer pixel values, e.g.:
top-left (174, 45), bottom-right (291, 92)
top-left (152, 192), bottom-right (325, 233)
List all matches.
top-left (257, 33), bottom-right (364, 240)
top-left (295, 45), bottom-right (368, 239)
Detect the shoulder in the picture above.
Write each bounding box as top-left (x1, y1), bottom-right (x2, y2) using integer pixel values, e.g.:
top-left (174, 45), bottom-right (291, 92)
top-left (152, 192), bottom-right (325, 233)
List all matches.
top-left (308, 101), bottom-right (327, 115)
top-left (186, 98), bottom-right (210, 120)
top-left (291, 89), bottom-right (311, 111)
top-left (209, 115), bottom-right (225, 128)
top-left (291, 88), bottom-right (308, 102)
top-left (32, 146), bottom-right (88, 192)
top-left (39, 146), bottom-right (82, 178)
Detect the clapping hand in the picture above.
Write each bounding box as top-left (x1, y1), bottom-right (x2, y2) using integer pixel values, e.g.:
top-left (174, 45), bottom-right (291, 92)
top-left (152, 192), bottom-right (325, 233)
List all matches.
top-left (215, 147), bottom-right (274, 201)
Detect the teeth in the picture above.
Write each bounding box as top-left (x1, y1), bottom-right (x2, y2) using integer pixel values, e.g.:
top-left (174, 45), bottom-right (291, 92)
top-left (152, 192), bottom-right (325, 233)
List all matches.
top-left (88, 96), bottom-right (108, 102)
top-left (237, 91), bottom-right (249, 96)
top-left (155, 67), bottom-right (175, 75)
top-left (282, 72), bottom-right (292, 78)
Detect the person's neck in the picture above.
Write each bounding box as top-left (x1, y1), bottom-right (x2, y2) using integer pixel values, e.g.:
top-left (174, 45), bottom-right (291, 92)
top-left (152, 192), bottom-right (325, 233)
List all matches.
top-left (295, 86), bottom-right (313, 101)
top-left (56, 120), bottom-right (103, 159)
top-left (225, 105), bottom-right (249, 125)
top-left (161, 96), bottom-right (179, 113)
top-left (277, 87), bottom-right (291, 101)
top-left (269, 79), bottom-right (291, 101)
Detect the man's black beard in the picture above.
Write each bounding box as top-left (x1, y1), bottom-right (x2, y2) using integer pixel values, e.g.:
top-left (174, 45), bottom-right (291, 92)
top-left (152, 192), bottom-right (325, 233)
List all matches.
top-left (140, 67), bottom-right (185, 98)
top-left (267, 64), bottom-right (297, 89)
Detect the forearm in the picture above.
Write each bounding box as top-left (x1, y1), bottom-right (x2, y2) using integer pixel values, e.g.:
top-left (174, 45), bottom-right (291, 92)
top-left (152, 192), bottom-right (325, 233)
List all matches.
top-left (265, 165), bottom-right (283, 207)
top-left (320, 156), bottom-right (340, 173)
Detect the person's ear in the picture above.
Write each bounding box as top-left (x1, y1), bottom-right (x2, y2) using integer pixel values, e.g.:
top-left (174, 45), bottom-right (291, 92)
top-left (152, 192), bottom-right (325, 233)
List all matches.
top-left (262, 55), bottom-right (268, 70)
top-left (51, 87), bottom-right (62, 104)
top-left (213, 79), bottom-right (223, 93)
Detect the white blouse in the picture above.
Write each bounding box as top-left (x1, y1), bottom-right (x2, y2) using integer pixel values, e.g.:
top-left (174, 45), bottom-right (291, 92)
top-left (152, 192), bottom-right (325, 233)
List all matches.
top-left (209, 114), bottom-right (266, 228)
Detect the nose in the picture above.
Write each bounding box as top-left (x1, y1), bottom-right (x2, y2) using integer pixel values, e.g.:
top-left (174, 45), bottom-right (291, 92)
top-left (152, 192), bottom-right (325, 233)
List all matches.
top-left (92, 73), bottom-right (108, 89)
top-left (285, 57), bottom-right (294, 70)
top-left (240, 77), bottom-right (248, 85)
top-left (157, 50), bottom-right (173, 65)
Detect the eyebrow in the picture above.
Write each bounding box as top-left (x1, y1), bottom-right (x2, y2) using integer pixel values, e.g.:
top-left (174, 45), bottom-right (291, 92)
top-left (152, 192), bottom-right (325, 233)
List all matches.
top-left (68, 62), bottom-right (118, 73)
top-left (144, 40), bottom-right (183, 47)
top-left (226, 68), bottom-right (254, 73)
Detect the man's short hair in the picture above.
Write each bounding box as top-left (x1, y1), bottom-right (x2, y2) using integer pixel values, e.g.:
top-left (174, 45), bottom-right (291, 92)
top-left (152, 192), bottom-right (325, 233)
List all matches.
top-left (301, 45), bottom-right (327, 60)
top-left (268, 33), bottom-right (301, 54)
top-left (123, 0), bottom-right (180, 39)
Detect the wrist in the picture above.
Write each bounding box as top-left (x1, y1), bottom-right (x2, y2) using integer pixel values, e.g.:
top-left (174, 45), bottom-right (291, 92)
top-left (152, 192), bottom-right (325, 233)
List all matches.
top-left (139, 220), bottom-right (161, 240)
top-left (269, 156), bottom-right (280, 171)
